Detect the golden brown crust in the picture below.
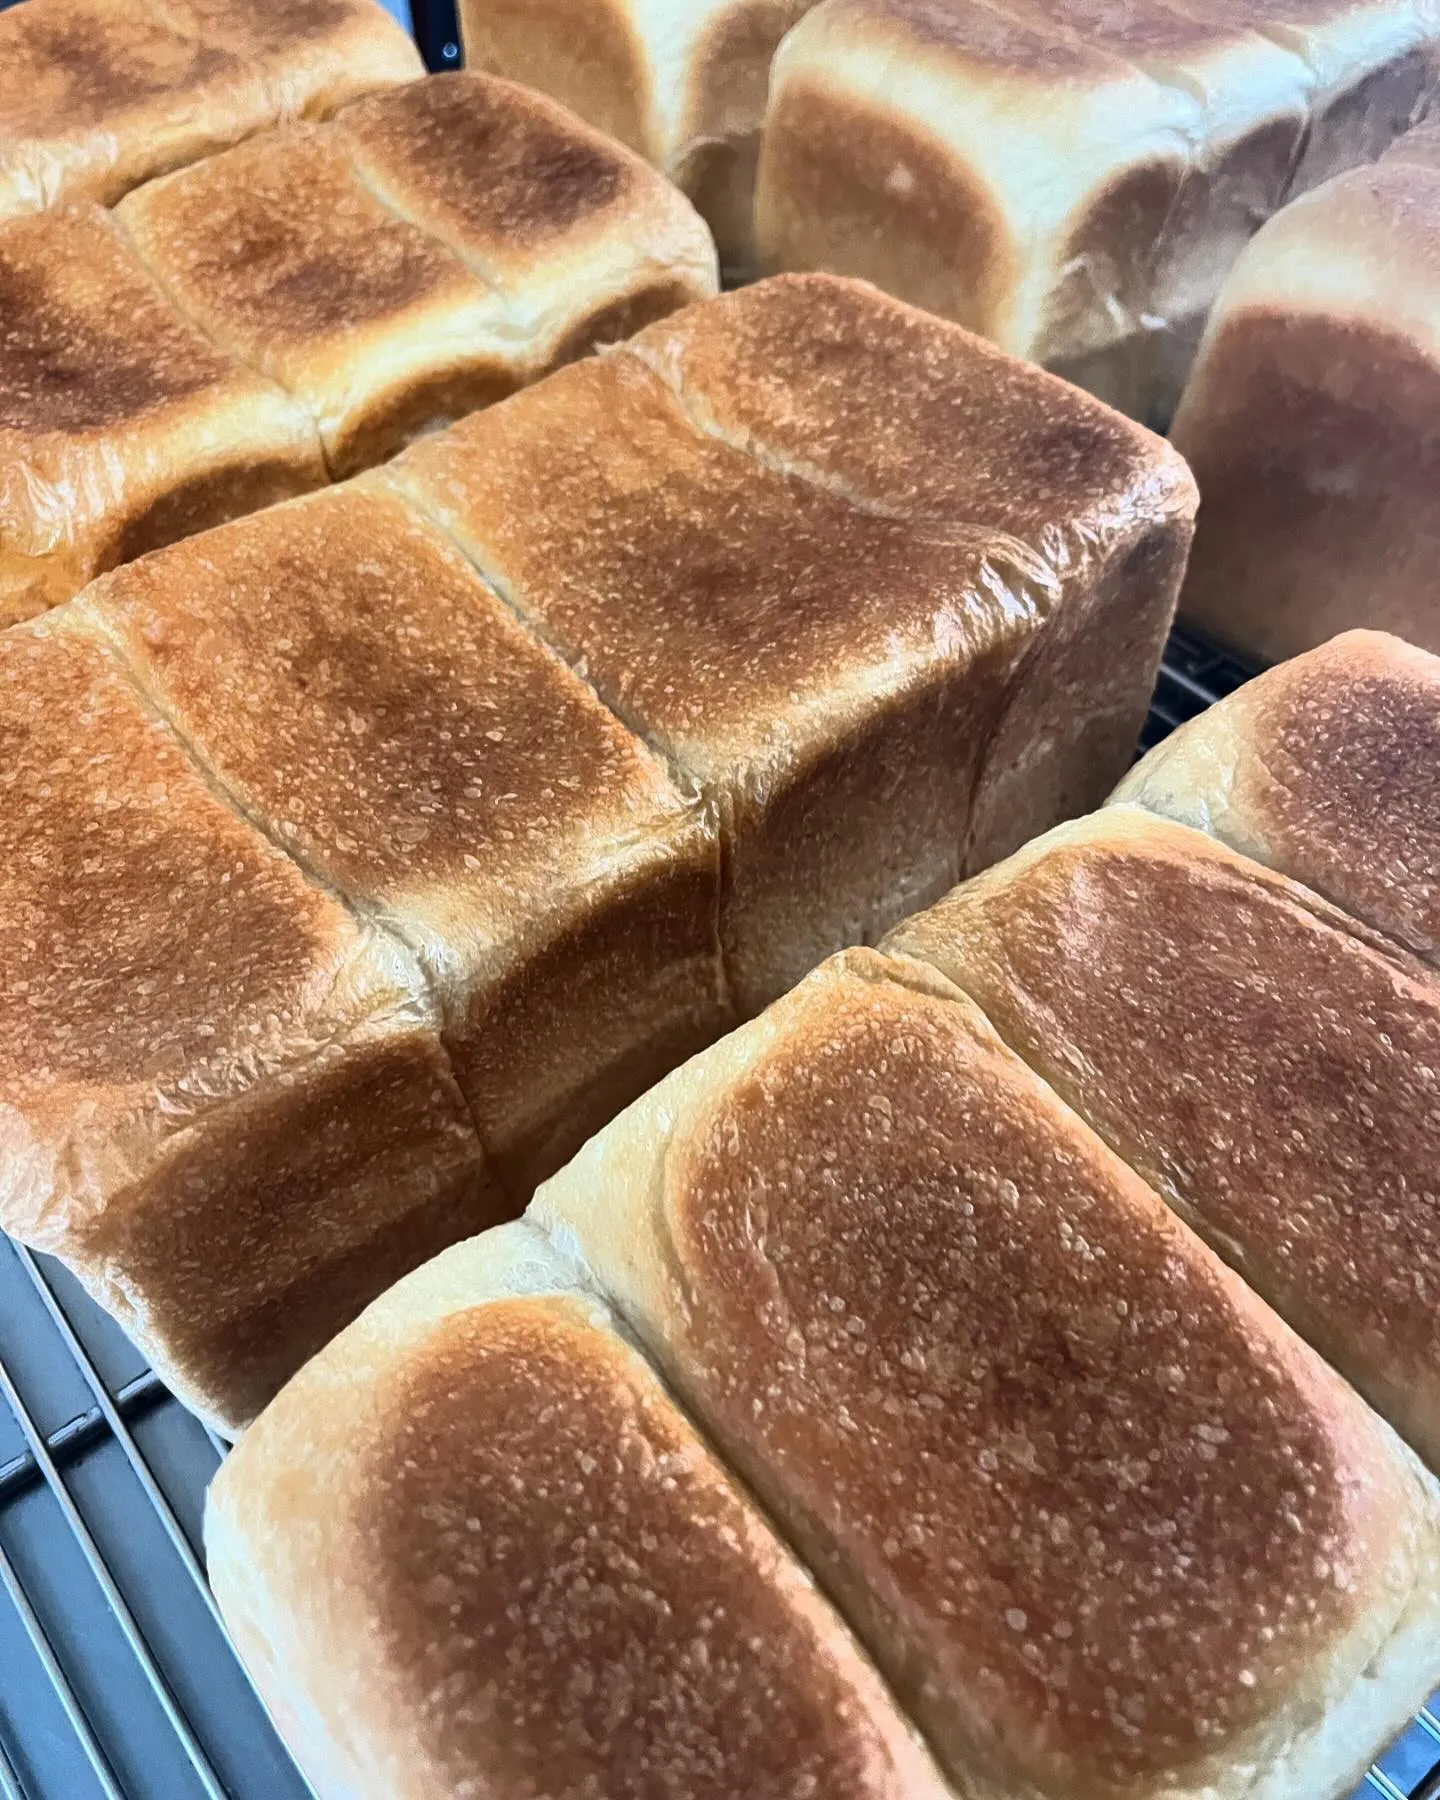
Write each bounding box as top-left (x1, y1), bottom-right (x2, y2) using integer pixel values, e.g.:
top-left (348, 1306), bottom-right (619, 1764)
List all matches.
top-left (0, 618), bottom-right (493, 1430)
top-left (0, 204), bottom-right (325, 618)
top-left (391, 275), bottom-right (1192, 1008)
top-left (336, 72), bottom-right (656, 274)
top-left (116, 125), bottom-right (509, 472)
top-left (887, 811), bottom-right (1440, 1466)
top-left (358, 1294), bottom-right (934, 1800)
top-left (456, 0), bottom-right (654, 157)
top-left (1114, 630), bottom-right (1440, 966)
top-left (0, 0), bottom-right (419, 218)
top-left (537, 947), bottom-right (1440, 1797)
top-left (83, 483), bottom-right (730, 1197)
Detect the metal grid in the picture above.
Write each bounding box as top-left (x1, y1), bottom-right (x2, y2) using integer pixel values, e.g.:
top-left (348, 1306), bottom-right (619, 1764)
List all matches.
top-left (0, 627), bottom-right (1437, 1797)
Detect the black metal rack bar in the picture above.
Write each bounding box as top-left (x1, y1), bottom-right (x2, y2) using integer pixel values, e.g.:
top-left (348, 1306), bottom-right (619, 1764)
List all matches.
top-left (0, 628), bottom-right (1437, 1798)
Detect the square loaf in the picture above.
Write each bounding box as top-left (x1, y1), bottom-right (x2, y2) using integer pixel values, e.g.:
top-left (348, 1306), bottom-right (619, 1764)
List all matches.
top-left (386, 273), bottom-right (1197, 1014)
top-left (0, 618), bottom-right (495, 1433)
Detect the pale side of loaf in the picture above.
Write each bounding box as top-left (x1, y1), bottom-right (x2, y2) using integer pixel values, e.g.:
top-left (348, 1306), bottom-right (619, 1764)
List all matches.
top-left (0, 0), bottom-right (421, 218)
top-left (754, 0), bottom-right (1436, 423)
top-left (1112, 630), bottom-right (1440, 965)
top-left (885, 805), bottom-right (1440, 1468)
top-left (206, 1222), bottom-right (955, 1800)
top-left (77, 481), bottom-right (732, 1198)
top-left (0, 204), bottom-right (327, 628)
top-left (0, 618), bottom-right (498, 1434)
top-left (533, 946), bottom-right (1440, 1799)
top-left (1171, 140), bottom-right (1440, 659)
top-left (456, 0), bottom-right (820, 273)
top-left (4, 76), bottom-right (718, 615)
top-left (386, 273), bottom-right (1197, 1014)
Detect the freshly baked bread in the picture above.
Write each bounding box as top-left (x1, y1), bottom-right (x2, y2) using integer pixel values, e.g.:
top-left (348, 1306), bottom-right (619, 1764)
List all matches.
top-left (754, 0), bottom-right (1436, 422)
top-left (330, 73), bottom-right (719, 371)
top-left (207, 1222), bottom-right (954, 1800)
top-left (5, 78), bottom-right (716, 614)
top-left (886, 806), bottom-right (1440, 1469)
top-left (78, 483), bottom-right (731, 1196)
top-left (1170, 137), bottom-right (1440, 658)
top-left (1113, 630), bottom-right (1440, 966)
top-left (0, 616), bottom-right (496, 1434)
top-left (534, 947), bottom-right (1440, 1798)
top-left (115, 123), bottom-right (515, 478)
top-left (0, 0), bottom-right (420, 218)
top-left (0, 204), bottom-right (325, 626)
top-left (386, 274), bottom-right (1197, 1012)
top-left (456, 0), bottom-right (819, 273)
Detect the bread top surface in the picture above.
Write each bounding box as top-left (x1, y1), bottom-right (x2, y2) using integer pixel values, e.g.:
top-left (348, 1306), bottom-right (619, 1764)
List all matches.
top-left (390, 350), bottom-right (1038, 780)
top-left (390, 277), bottom-right (1190, 777)
top-left (169, 0), bottom-right (419, 72)
top-left (116, 125), bottom-right (490, 357)
top-left (1116, 631), bottom-right (1440, 963)
top-left (1183, 149), bottom-right (1440, 364)
top-left (0, 620), bottom-right (397, 1162)
top-left (622, 276), bottom-right (1194, 533)
top-left (333, 72), bottom-right (685, 279)
top-left (887, 811), bottom-right (1440, 1409)
top-left (353, 1291), bottom-right (936, 1799)
top-left (629, 952), bottom-right (1407, 1788)
top-left (81, 484), bottom-right (694, 938)
top-left (0, 205), bottom-right (246, 443)
top-left (0, 0), bottom-right (257, 155)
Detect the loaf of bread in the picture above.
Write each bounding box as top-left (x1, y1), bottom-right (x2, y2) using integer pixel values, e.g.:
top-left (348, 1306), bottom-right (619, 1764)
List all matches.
top-left (0, 0), bottom-right (421, 218)
top-left (529, 946), bottom-right (1440, 1797)
top-left (207, 1223), bottom-right (954, 1800)
top-left (886, 805), bottom-right (1440, 1469)
top-left (115, 75), bottom-right (716, 479)
top-left (0, 275), bottom-right (1192, 1430)
top-left (1114, 631), bottom-right (1440, 966)
top-left (386, 273), bottom-right (1197, 1012)
top-left (77, 482), bottom-right (732, 1199)
top-left (0, 616), bottom-right (496, 1433)
top-left (1170, 127), bottom-right (1440, 658)
top-left (456, 0), bottom-right (819, 273)
top-left (0, 204), bottom-right (326, 627)
top-left (754, 0), bottom-right (1437, 422)
top-left (2, 76), bottom-right (717, 616)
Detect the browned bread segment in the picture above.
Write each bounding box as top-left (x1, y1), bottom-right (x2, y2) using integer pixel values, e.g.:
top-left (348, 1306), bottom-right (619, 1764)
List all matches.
top-left (534, 947), bottom-right (1440, 1798)
top-left (1171, 139), bottom-right (1440, 659)
top-left (456, 0), bottom-right (821, 273)
top-left (1113, 630), bottom-right (1440, 966)
top-left (0, 617), bottom-right (496, 1433)
top-left (115, 123), bottom-right (516, 478)
top-left (0, 204), bottom-right (325, 626)
top-left (386, 274), bottom-right (1196, 1013)
top-left (886, 806), bottom-right (1440, 1469)
top-left (78, 483), bottom-right (731, 1198)
top-left (331, 73), bottom-right (719, 369)
top-left (207, 1224), bottom-right (954, 1800)
top-left (753, 0), bottom-right (1436, 422)
top-left (114, 74), bottom-right (717, 479)
top-left (0, 0), bottom-right (420, 218)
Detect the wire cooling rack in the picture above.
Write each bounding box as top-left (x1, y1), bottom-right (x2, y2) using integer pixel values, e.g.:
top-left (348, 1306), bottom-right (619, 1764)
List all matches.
top-left (1, 628), bottom-right (1438, 1798)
